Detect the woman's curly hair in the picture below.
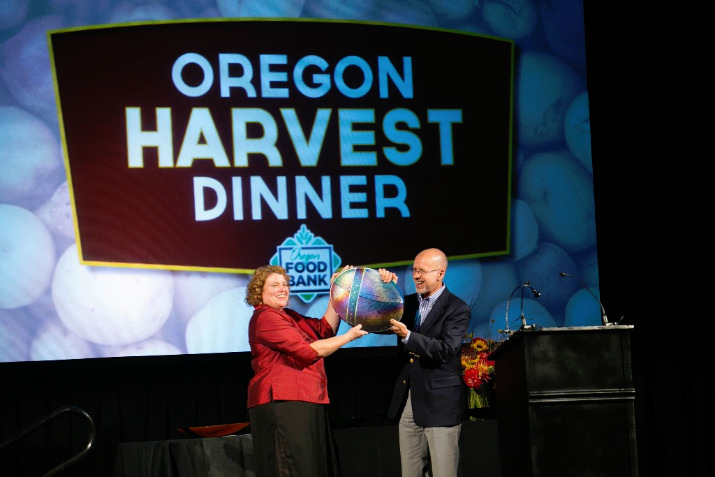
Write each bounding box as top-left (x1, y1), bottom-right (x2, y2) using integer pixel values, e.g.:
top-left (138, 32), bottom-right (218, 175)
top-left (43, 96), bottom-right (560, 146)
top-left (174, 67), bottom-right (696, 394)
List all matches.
top-left (245, 265), bottom-right (289, 307)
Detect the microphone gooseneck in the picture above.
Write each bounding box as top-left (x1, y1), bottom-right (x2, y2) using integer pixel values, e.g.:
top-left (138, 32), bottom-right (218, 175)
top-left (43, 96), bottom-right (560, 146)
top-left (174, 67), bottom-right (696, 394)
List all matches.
top-left (500, 281), bottom-right (542, 335)
top-left (519, 282), bottom-right (541, 330)
top-left (559, 272), bottom-right (613, 326)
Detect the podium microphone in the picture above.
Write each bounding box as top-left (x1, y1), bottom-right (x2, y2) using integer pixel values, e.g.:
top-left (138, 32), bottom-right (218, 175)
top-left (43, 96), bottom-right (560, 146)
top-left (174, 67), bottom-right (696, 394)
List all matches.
top-left (500, 281), bottom-right (542, 335)
top-left (559, 272), bottom-right (619, 326)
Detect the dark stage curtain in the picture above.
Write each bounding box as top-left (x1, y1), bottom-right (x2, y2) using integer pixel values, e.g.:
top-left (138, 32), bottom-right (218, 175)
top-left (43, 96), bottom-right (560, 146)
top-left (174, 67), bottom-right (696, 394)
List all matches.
top-left (0, 347), bottom-right (410, 476)
top-left (110, 420), bottom-right (500, 477)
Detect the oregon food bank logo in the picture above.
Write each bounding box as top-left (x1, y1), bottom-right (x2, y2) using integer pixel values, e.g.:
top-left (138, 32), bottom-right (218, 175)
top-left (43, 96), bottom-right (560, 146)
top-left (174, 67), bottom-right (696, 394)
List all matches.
top-left (270, 225), bottom-right (341, 303)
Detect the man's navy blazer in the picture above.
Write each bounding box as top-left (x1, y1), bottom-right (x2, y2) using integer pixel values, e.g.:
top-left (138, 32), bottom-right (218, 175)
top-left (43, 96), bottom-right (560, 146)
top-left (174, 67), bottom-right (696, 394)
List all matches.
top-left (387, 286), bottom-right (471, 427)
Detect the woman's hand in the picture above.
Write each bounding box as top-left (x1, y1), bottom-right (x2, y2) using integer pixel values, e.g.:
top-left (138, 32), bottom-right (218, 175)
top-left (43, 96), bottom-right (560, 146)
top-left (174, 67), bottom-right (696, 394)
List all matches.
top-left (330, 265), bottom-right (352, 284)
top-left (310, 323), bottom-right (368, 357)
top-left (346, 323), bottom-right (368, 341)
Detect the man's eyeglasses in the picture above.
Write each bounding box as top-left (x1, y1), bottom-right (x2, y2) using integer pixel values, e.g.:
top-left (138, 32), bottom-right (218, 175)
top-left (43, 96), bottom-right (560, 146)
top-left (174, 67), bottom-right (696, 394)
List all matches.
top-left (410, 268), bottom-right (442, 275)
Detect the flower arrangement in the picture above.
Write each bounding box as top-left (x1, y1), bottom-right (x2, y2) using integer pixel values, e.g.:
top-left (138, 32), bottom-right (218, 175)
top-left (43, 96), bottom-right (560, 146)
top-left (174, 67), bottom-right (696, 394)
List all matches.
top-left (461, 334), bottom-right (497, 409)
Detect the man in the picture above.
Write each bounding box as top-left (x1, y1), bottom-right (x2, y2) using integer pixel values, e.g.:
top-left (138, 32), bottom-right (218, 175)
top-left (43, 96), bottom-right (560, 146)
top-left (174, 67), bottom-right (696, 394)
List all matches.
top-left (388, 248), bottom-right (471, 477)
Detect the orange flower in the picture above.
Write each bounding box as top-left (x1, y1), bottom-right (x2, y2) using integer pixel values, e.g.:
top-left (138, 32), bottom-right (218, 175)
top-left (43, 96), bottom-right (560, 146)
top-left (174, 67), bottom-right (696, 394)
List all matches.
top-left (461, 335), bottom-right (496, 390)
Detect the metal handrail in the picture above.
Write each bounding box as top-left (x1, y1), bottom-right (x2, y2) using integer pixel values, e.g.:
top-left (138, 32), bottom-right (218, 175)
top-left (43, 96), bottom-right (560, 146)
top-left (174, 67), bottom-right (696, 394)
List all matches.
top-left (0, 405), bottom-right (96, 477)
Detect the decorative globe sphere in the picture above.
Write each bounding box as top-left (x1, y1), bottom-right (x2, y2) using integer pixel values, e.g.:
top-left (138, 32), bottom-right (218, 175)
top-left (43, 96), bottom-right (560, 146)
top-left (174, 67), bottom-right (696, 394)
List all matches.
top-left (330, 267), bottom-right (404, 332)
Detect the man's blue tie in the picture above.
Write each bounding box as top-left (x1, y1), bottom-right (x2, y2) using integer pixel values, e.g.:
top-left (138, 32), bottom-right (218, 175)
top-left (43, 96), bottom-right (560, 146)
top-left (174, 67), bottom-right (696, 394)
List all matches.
top-left (415, 298), bottom-right (428, 331)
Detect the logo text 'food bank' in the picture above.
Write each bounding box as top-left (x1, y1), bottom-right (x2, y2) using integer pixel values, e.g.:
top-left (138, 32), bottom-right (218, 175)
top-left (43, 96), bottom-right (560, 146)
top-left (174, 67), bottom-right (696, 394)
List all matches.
top-left (271, 225), bottom-right (341, 303)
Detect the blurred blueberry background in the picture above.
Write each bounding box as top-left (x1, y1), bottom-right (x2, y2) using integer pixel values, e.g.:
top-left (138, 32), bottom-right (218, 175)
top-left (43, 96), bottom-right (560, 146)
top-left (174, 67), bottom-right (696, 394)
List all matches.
top-left (0, 0), bottom-right (599, 362)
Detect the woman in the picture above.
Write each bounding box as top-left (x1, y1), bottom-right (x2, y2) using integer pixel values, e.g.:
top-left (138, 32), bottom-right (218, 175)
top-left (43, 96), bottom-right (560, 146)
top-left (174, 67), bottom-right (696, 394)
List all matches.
top-left (246, 264), bottom-right (396, 477)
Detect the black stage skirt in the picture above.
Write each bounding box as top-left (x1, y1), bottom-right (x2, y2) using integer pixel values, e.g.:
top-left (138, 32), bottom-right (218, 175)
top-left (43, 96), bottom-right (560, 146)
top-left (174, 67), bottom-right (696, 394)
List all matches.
top-left (249, 400), bottom-right (341, 477)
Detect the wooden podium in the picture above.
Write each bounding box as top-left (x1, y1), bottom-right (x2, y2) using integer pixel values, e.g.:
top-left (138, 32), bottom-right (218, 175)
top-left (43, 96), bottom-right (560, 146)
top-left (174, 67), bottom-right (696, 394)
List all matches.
top-left (489, 325), bottom-right (638, 476)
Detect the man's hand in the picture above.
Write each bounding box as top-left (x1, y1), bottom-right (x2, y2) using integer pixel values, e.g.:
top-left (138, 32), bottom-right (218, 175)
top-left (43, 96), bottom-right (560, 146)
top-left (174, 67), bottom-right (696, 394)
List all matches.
top-left (378, 268), bottom-right (398, 284)
top-left (390, 318), bottom-right (408, 339)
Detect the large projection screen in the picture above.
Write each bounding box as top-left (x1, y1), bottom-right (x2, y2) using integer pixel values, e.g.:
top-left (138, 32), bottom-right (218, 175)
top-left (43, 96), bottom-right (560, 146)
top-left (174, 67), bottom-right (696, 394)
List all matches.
top-left (0, 0), bottom-right (597, 362)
